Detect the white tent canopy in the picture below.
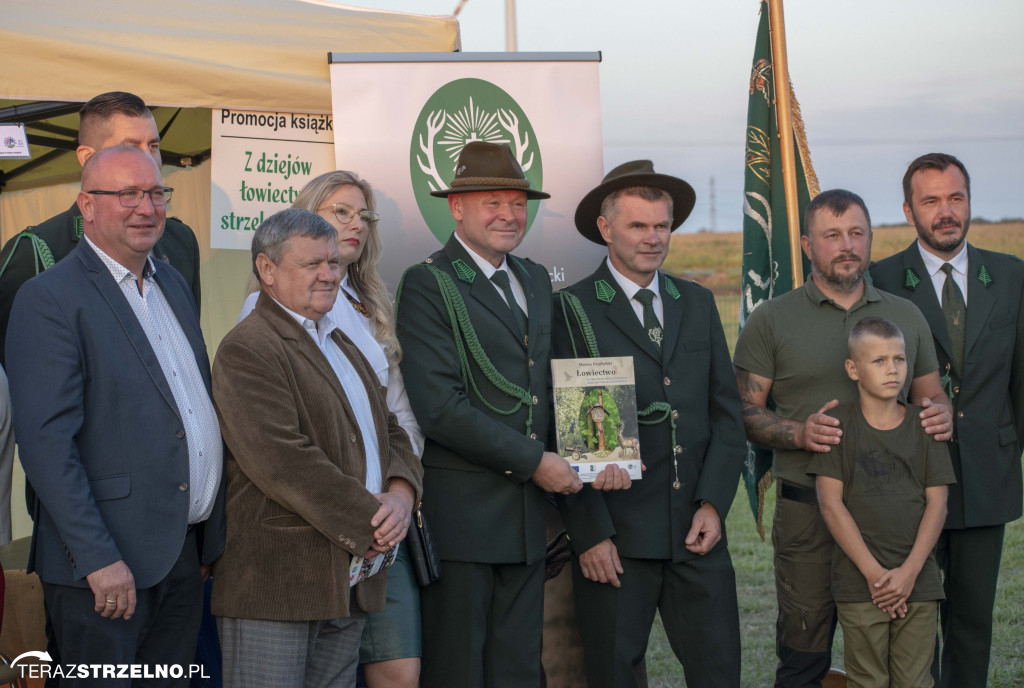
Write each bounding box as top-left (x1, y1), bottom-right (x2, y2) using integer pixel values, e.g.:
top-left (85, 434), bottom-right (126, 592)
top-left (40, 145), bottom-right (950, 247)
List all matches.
top-left (1, 0), bottom-right (459, 111)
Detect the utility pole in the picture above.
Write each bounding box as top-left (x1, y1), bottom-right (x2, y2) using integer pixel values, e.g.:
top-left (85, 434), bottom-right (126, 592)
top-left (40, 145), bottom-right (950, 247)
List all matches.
top-left (505, 0), bottom-right (517, 51)
top-left (709, 175), bottom-right (717, 232)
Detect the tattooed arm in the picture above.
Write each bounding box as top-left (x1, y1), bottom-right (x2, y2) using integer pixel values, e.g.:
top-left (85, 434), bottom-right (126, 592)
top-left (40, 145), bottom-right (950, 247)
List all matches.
top-left (734, 366), bottom-right (842, 453)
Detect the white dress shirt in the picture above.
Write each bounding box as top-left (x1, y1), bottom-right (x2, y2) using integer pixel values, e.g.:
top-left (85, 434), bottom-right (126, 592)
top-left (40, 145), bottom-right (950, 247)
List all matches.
top-left (272, 299), bottom-right (383, 494)
top-left (83, 235), bottom-right (222, 524)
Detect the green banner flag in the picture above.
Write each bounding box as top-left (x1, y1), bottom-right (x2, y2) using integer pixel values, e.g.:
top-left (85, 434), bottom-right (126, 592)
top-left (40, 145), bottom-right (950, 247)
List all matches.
top-left (741, 0), bottom-right (818, 537)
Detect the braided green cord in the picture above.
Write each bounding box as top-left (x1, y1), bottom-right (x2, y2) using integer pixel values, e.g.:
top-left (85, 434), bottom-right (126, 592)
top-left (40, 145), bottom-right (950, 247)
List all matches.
top-left (638, 401), bottom-right (677, 456)
top-left (424, 264), bottom-right (534, 435)
top-left (0, 232), bottom-right (55, 279)
top-left (557, 291), bottom-right (601, 359)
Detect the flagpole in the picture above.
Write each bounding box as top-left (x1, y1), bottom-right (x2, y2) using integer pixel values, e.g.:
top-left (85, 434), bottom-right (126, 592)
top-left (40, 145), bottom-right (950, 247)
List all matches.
top-left (767, 0), bottom-right (804, 288)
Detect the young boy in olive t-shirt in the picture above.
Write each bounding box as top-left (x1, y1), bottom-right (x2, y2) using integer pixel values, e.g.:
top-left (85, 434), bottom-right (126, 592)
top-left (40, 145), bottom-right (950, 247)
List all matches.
top-left (808, 317), bottom-right (954, 688)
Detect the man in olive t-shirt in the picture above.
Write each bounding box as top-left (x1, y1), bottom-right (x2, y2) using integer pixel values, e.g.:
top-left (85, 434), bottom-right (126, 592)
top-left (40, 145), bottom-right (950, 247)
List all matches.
top-left (733, 189), bottom-right (952, 688)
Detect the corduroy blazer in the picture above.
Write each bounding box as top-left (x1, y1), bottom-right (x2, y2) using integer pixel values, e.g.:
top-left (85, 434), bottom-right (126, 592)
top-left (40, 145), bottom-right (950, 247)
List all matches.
top-left (210, 292), bottom-right (422, 621)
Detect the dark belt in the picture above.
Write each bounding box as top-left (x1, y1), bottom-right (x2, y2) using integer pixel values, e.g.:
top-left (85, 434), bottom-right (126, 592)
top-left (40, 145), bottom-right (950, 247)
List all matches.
top-left (779, 480), bottom-right (818, 506)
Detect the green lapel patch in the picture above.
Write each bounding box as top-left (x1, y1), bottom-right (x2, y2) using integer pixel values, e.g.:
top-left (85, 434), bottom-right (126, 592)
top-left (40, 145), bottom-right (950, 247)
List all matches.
top-left (904, 267), bottom-right (921, 290)
top-left (452, 259), bottom-right (476, 284)
top-left (978, 264), bottom-right (993, 287)
top-left (595, 279), bottom-right (616, 303)
top-left (663, 275), bottom-right (681, 300)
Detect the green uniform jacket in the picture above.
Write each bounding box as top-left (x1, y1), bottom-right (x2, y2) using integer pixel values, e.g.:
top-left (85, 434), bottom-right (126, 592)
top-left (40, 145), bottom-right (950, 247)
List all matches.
top-left (870, 244), bottom-right (1024, 529)
top-left (553, 261), bottom-right (746, 560)
top-left (0, 202), bottom-right (202, 366)
top-left (395, 236), bottom-right (552, 565)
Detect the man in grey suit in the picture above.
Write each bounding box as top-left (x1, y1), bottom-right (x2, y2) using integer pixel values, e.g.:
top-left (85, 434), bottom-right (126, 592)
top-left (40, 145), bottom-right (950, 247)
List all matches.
top-left (6, 145), bottom-right (224, 686)
top-left (869, 153), bottom-right (1024, 687)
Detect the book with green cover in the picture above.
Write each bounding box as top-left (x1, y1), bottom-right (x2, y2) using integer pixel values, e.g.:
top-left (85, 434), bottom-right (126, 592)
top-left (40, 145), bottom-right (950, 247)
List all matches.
top-left (551, 356), bottom-right (642, 482)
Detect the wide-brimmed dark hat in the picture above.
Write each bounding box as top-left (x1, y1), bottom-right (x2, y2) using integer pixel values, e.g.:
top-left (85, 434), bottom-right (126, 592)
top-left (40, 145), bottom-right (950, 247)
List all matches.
top-left (574, 160), bottom-right (696, 244)
top-left (430, 141), bottom-right (550, 200)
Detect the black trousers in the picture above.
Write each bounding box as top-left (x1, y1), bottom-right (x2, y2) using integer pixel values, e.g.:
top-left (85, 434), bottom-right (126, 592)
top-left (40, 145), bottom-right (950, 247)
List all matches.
top-left (420, 559), bottom-right (544, 688)
top-left (934, 524), bottom-right (1005, 688)
top-left (572, 549), bottom-right (741, 688)
top-left (43, 529), bottom-right (204, 687)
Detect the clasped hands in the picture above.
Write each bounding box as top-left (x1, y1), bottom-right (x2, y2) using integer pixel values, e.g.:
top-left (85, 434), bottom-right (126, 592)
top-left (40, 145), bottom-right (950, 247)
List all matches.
top-left (365, 478), bottom-right (415, 560)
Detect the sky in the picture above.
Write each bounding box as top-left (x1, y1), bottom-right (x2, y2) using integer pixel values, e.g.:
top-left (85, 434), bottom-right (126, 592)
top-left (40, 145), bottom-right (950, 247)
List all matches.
top-left (339, 0), bottom-right (1024, 232)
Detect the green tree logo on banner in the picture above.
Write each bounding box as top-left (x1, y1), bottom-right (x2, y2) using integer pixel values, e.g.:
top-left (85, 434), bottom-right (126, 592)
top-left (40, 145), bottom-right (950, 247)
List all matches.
top-left (409, 78), bottom-right (544, 243)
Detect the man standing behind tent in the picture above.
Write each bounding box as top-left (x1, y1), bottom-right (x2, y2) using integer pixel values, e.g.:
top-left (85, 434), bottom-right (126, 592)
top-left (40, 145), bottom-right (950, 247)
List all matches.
top-left (395, 141), bottom-right (583, 688)
top-left (870, 153), bottom-right (1024, 688)
top-left (733, 189), bottom-right (952, 688)
top-left (0, 91), bottom-right (201, 365)
top-left (553, 160), bottom-right (745, 687)
top-left (6, 145), bottom-right (224, 686)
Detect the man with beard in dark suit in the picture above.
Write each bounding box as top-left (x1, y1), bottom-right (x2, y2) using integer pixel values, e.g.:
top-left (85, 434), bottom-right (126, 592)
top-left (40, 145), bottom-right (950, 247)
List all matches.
top-left (870, 153), bottom-right (1024, 688)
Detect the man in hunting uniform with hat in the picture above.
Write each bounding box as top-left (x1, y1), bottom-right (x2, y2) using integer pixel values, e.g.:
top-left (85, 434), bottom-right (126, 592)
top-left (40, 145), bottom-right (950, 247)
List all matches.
top-left (552, 160), bottom-right (746, 687)
top-left (396, 141), bottom-right (596, 688)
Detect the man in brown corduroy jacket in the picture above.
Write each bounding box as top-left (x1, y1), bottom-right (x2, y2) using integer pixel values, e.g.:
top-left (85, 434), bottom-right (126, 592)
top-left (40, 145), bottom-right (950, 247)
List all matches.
top-left (211, 208), bottom-right (422, 688)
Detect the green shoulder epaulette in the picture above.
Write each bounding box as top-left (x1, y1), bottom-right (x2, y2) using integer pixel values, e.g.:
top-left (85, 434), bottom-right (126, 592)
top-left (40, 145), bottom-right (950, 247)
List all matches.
top-left (0, 231), bottom-right (56, 279)
top-left (556, 290), bottom-right (600, 358)
top-left (398, 260), bottom-right (534, 435)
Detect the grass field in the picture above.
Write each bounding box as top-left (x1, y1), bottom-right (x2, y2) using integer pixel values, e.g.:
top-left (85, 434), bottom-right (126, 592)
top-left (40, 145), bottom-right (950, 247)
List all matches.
top-left (645, 221), bottom-right (1024, 685)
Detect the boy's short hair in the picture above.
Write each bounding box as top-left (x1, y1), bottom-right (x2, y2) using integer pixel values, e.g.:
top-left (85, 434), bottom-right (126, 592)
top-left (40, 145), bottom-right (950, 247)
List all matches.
top-left (849, 316), bottom-right (904, 356)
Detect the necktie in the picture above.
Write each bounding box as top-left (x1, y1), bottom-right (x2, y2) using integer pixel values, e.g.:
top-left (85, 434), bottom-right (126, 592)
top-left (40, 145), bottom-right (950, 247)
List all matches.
top-left (634, 288), bottom-right (663, 350)
top-left (490, 270), bottom-right (528, 340)
top-left (941, 263), bottom-right (966, 375)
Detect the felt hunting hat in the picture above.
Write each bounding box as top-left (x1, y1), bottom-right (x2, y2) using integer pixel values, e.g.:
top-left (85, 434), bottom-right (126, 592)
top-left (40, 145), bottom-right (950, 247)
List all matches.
top-left (430, 141), bottom-right (550, 199)
top-left (574, 160), bottom-right (696, 244)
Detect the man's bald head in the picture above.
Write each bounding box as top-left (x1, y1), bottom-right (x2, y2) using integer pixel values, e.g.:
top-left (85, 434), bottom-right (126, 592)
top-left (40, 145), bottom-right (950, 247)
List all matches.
top-left (81, 145), bottom-right (161, 190)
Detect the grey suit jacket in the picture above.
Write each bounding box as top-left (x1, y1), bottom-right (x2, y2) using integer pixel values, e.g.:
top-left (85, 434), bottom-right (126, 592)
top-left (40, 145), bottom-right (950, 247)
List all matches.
top-left (6, 240), bottom-right (224, 588)
top-left (870, 243), bottom-right (1024, 528)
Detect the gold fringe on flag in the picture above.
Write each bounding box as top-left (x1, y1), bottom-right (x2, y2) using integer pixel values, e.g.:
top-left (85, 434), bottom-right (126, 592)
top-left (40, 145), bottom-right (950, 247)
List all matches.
top-left (789, 78), bottom-right (820, 198)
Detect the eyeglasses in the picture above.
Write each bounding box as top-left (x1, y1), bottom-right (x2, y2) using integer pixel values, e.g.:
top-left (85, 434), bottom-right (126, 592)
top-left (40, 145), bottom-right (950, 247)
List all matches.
top-left (86, 187), bottom-right (174, 207)
top-left (319, 202), bottom-right (380, 227)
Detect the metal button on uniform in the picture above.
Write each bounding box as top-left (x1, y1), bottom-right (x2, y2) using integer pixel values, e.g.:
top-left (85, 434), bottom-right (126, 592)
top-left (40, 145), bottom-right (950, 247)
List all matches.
top-left (528, 359), bottom-right (535, 367)
top-left (957, 411), bottom-right (965, 419)
top-left (672, 481), bottom-right (681, 490)
top-left (349, 433), bottom-right (358, 443)
top-left (505, 470), bottom-right (512, 477)
top-left (671, 410), bottom-right (679, 420)
top-left (179, 482), bottom-right (188, 492)
top-left (176, 429), bottom-right (185, 438)
top-left (530, 433), bottom-right (537, 440)
top-left (425, 257), bottom-right (433, 264)
top-left (663, 377), bottom-right (671, 386)
top-left (532, 395), bottom-right (539, 405)
top-left (674, 445), bottom-right (683, 455)
top-left (953, 386), bottom-right (960, 395)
